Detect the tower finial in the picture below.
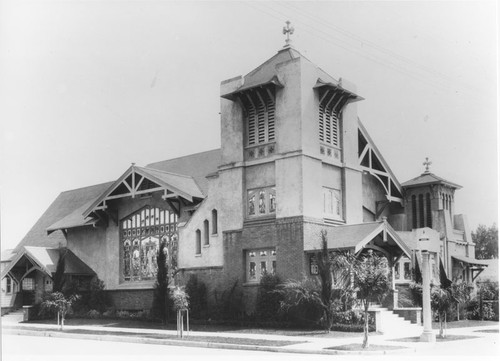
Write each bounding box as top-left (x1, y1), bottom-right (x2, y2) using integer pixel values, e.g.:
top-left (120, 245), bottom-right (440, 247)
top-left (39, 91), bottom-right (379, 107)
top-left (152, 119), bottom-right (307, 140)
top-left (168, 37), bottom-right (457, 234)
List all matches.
top-left (423, 157), bottom-right (432, 173)
top-left (282, 21), bottom-right (294, 48)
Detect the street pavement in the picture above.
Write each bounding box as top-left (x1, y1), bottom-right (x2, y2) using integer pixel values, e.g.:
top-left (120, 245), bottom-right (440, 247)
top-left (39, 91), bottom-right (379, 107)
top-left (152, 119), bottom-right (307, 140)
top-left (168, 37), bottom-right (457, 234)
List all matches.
top-left (1, 312), bottom-right (499, 358)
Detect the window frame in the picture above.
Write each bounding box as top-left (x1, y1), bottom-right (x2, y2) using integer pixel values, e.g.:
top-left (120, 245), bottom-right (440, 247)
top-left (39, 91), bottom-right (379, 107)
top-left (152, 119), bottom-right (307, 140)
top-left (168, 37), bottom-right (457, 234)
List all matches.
top-left (322, 187), bottom-right (343, 220)
top-left (195, 229), bottom-right (201, 255)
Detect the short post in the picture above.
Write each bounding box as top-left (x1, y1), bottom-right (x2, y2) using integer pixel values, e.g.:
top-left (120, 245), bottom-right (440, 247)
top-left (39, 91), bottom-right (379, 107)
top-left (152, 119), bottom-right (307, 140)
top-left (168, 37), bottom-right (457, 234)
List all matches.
top-left (420, 250), bottom-right (436, 342)
top-left (176, 308), bottom-right (189, 338)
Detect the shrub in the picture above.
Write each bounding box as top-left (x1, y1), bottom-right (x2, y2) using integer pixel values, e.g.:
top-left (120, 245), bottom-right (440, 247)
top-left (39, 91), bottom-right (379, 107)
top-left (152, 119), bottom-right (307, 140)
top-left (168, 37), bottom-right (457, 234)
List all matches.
top-left (116, 310), bottom-right (130, 319)
top-left (466, 299), bottom-right (496, 320)
top-left (87, 309), bottom-right (101, 319)
top-left (213, 280), bottom-right (244, 320)
top-left (171, 286), bottom-right (189, 311)
top-left (256, 273), bottom-right (283, 321)
top-left (102, 308), bottom-right (116, 318)
top-left (185, 275), bottom-right (207, 319)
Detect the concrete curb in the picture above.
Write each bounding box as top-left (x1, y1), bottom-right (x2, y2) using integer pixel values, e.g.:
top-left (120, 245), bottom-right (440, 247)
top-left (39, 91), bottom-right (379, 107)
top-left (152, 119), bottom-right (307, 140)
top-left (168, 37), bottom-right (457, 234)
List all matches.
top-left (3, 326), bottom-right (417, 355)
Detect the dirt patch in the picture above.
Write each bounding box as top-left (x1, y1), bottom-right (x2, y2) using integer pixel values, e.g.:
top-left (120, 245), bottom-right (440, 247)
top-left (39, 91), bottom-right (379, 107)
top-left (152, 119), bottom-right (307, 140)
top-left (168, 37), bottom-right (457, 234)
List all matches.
top-left (474, 329), bottom-right (499, 333)
top-left (325, 343), bottom-right (406, 351)
top-left (389, 335), bottom-right (479, 342)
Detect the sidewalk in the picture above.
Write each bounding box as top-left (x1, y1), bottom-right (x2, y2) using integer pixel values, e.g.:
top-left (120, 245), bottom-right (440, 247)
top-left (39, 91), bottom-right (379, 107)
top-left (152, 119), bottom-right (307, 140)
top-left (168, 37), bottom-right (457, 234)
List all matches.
top-left (2, 314), bottom-right (499, 356)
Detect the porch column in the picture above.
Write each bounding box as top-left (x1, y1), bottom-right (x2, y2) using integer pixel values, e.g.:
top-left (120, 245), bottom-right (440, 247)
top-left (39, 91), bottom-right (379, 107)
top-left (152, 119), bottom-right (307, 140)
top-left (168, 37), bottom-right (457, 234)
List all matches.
top-left (420, 250), bottom-right (436, 342)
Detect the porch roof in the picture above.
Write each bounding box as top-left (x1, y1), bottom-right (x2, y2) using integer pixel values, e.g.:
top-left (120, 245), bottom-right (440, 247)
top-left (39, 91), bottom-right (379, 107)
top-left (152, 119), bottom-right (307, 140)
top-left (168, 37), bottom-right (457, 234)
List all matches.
top-left (452, 255), bottom-right (490, 267)
top-left (304, 221), bottom-right (411, 258)
top-left (1, 246), bottom-right (95, 281)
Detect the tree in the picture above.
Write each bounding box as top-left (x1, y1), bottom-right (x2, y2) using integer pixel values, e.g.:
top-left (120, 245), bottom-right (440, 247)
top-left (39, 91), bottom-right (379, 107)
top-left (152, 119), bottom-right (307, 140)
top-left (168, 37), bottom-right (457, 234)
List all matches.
top-left (152, 239), bottom-right (171, 324)
top-left (472, 223), bottom-right (498, 259)
top-left (352, 250), bottom-right (390, 348)
top-left (53, 248), bottom-right (67, 292)
top-left (431, 286), bottom-right (452, 338)
top-left (40, 292), bottom-right (80, 330)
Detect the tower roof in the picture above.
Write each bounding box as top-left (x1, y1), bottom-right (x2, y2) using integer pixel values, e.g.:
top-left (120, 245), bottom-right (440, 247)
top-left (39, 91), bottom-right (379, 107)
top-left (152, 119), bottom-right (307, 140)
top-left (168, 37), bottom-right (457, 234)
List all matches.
top-left (401, 172), bottom-right (462, 189)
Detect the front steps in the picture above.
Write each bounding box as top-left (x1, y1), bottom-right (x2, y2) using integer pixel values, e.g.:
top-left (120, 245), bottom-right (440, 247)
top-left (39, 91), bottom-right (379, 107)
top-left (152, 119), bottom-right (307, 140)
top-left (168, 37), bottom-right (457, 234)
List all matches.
top-left (360, 304), bottom-right (423, 336)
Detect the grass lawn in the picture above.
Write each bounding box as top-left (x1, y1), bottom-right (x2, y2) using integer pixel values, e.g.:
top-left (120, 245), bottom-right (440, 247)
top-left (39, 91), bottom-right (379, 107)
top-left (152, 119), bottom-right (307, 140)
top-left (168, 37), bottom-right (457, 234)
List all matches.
top-left (325, 344), bottom-right (407, 351)
top-left (432, 320), bottom-right (498, 329)
top-left (25, 317), bottom-right (375, 338)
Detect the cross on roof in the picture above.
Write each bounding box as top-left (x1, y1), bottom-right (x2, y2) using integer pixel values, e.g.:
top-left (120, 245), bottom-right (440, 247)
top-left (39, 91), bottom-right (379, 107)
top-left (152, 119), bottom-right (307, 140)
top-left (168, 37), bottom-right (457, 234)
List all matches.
top-left (283, 21), bottom-right (294, 47)
top-left (423, 157), bottom-right (432, 173)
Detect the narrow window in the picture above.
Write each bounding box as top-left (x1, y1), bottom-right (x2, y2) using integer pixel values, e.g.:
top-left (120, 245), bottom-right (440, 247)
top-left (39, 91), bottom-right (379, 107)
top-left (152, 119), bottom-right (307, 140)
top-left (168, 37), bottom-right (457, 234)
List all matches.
top-left (426, 193), bottom-right (432, 228)
top-left (203, 220), bottom-right (209, 246)
top-left (195, 229), bottom-right (201, 254)
top-left (211, 209), bottom-right (218, 234)
top-left (6, 277), bottom-right (12, 294)
top-left (411, 195), bottom-right (417, 229)
top-left (394, 262), bottom-right (400, 279)
top-left (418, 194), bottom-right (424, 228)
top-left (404, 262), bottom-right (411, 280)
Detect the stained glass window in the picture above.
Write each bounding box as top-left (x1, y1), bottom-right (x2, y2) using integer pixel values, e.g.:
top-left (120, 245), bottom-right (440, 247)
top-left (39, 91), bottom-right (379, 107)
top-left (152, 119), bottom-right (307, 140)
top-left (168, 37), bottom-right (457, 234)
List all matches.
top-left (121, 206), bottom-right (178, 282)
top-left (248, 194), bottom-right (256, 215)
top-left (247, 187), bottom-right (276, 217)
top-left (246, 248), bottom-right (276, 283)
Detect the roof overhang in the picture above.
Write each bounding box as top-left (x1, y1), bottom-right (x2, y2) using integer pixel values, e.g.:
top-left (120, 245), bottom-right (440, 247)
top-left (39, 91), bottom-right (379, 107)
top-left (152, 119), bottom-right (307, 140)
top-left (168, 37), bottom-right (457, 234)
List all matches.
top-left (221, 76), bottom-right (284, 101)
top-left (452, 255), bottom-right (490, 268)
top-left (313, 78), bottom-right (364, 103)
top-left (358, 119), bottom-right (403, 202)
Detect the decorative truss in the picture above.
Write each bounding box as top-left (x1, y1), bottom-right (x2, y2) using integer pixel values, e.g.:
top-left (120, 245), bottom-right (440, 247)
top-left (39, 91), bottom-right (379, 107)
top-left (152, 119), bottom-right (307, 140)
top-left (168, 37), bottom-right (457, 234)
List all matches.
top-left (358, 120), bottom-right (403, 205)
top-left (83, 165), bottom-right (203, 221)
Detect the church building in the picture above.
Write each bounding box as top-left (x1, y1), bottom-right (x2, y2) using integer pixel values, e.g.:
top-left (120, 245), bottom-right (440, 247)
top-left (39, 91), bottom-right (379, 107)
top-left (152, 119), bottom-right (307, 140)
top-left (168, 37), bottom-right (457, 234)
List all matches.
top-left (1, 27), bottom-right (487, 314)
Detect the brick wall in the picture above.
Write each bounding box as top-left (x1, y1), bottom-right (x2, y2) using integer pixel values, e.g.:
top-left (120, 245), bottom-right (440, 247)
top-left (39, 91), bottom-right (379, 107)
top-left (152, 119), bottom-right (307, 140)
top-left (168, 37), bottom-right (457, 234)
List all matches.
top-left (107, 289), bottom-right (154, 310)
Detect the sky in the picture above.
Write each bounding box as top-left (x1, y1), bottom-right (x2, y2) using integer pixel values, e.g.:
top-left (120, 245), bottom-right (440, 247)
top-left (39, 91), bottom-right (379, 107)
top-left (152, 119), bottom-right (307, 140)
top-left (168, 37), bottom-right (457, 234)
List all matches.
top-left (0, 0), bottom-right (497, 252)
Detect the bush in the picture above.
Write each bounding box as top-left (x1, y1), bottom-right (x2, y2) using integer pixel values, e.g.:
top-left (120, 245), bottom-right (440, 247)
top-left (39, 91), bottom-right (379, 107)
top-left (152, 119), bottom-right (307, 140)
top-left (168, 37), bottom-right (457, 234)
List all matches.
top-left (116, 310), bottom-right (130, 319)
top-left (185, 275), bottom-right (207, 319)
top-left (256, 273), bottom-right (283, 321)
top-left (213, 280), bottom-right (244, 320)
top-left (87, 309), bottom-right (101, 319)
top-left (466, 299), bottom-right (496, 320)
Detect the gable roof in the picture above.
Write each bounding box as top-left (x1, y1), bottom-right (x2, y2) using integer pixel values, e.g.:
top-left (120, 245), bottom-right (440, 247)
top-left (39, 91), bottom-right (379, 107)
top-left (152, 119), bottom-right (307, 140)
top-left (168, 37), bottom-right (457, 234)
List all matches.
top-left (1, 246), bottom-right (95, 280)
top-left (304, 221), bottom-right (411, 257)
top-left (401, 172), bottom-right (462, 189)
top-left (146, 149), bottom-right (221, 195)
top-left (14, 182), bottom-right (113, 253)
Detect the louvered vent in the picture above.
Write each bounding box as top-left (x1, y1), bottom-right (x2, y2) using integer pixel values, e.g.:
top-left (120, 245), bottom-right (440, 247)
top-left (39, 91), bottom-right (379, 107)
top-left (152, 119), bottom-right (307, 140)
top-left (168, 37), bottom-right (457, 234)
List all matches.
top-left (240, 87), bottom-right (277, 147)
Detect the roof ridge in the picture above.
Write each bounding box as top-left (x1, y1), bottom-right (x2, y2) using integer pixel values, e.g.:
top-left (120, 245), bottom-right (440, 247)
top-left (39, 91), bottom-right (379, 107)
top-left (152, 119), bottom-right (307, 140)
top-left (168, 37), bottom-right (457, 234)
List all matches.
top-left (146, 148), bottom-right (220, 167)
top-left (139, 165), bottom-right (195, 180)
top-left (59, 181), bottom-right (115, 194)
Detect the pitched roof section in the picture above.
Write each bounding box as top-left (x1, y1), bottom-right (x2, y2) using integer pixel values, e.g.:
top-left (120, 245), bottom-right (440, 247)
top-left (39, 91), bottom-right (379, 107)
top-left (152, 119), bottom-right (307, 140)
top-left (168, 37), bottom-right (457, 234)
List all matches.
top-left (1, 246), bottom-right (95, 280)
top-left (146, 149), bottom-right (221, 196)
top-left (304, 221), bottom-right (411, 257)
top-left (401, 172), bottom-right (462, 189)
top-left (222, 47), bottom-right (339, 98)
top-left (47, 199), bottom-right (99, 233)
top-left (14, 182), bottom-right (113, 253)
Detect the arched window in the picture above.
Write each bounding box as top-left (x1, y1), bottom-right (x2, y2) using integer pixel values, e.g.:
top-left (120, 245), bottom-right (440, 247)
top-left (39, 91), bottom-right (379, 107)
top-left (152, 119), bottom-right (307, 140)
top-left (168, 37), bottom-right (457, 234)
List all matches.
top-left (203, 220), bottom-right (209, 246)
top-left (195, 230), bottom-right (201, 254)
top-left (211, 209), bottom-right (218, 234)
